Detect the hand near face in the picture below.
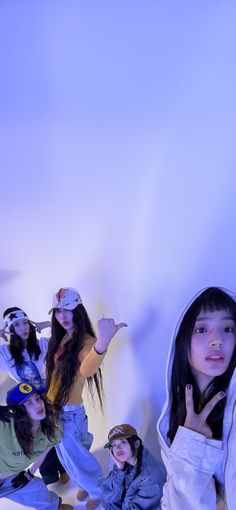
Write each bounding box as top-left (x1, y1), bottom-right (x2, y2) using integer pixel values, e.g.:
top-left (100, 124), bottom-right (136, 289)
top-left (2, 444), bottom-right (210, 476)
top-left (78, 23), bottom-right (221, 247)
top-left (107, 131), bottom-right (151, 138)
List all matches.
top-left (109, 447), bottom-right (125, 470)
top-left (184, 384), bottom-right (225, 439)
top-left (0, 327), bottom-right (8, 342)
top-left (95, 317), bottom-right (127, 354)
top-left (33, 321), bottom-right (51, 333)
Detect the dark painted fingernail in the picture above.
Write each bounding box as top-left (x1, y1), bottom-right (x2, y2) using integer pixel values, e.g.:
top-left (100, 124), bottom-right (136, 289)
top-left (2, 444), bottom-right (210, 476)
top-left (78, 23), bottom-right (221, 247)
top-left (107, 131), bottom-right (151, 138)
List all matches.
top-left (187, 384), bottom-right (191, 390)
top-left (219, 391), bottom-right (226, 397)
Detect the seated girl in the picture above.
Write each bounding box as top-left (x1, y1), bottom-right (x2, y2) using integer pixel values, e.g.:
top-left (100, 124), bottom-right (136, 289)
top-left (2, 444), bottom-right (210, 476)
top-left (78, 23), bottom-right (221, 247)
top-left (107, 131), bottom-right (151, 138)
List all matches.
top-left (0, 382), bottom-right (72, 510)
top-left (102, 423), bottom-right (166, 509)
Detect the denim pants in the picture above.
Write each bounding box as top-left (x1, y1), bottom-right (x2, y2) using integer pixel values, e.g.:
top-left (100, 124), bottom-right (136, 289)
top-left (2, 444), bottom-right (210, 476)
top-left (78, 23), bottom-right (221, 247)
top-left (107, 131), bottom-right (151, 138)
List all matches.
top-left (56, 403), bottom-right (103, 499)
top-left (0, 473), bottom-right (59, 510)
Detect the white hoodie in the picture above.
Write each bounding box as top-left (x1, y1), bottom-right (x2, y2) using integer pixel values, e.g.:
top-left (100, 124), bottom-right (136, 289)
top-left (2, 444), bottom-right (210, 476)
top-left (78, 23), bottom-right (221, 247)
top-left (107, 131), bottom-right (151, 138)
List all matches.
top-left (157, 287), bottom-right (236, 510)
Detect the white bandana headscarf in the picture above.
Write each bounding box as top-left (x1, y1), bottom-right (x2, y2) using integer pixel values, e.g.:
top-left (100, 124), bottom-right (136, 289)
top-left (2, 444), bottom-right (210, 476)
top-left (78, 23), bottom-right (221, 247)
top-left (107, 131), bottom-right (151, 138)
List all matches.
top-left (4, 309), bottom-right (29, 329)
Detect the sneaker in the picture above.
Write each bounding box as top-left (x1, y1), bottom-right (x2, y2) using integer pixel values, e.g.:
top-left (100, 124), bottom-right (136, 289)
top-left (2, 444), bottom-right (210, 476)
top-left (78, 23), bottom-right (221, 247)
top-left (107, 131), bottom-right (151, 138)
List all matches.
top-left (60, 472), bottom-right (70, 484)
top-left (85, 498), bottom-right (101, 510)
top-left (76, 489), bottom-right (89, 501)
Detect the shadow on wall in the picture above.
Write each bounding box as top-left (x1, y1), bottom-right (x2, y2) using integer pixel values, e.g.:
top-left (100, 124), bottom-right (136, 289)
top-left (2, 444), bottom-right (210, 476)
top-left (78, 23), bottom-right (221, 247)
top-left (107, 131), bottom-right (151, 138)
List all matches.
top-left (0, 269), bottom-right (20, 285)
top-left (125, 397), bottom-right (162, 459)
top-left (93, 445), bottom-right (111, 477)
top-left (129, 303), bottom-right (167, 410)
top-left (0, 268), bottom-right (21, 403)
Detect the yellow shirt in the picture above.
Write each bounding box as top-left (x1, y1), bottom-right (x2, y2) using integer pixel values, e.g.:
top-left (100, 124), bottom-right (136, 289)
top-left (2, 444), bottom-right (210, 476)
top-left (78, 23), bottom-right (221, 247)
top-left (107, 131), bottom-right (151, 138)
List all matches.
top-left (47, 334), bottom-right (105, 405)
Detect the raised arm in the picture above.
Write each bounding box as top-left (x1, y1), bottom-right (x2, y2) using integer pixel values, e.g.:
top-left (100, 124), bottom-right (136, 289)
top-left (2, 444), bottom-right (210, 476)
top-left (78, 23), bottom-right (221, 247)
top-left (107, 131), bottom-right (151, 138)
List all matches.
top-left (94, 316), bottom-right (127, 354)
top-left (160, 386), bottom-right (225, 510)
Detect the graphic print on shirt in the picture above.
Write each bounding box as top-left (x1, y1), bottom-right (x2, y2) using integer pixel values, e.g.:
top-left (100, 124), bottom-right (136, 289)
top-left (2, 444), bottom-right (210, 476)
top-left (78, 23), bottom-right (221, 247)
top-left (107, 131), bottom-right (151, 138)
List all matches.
top-left (16, 361), bottom-right (45, 389)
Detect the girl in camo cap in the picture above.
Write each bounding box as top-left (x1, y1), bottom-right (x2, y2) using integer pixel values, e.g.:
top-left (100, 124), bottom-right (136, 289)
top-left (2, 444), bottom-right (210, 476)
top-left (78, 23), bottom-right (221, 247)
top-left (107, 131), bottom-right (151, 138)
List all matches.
top-left (102, 423), bottom-right (166, 509)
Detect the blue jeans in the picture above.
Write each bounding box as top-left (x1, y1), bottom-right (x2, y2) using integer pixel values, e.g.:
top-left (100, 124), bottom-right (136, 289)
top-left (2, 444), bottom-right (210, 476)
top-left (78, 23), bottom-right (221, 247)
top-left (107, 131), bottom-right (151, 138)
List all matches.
top-left (0, 474), bottom-right (59, 510)
top-left (56, 403), bottom-right (103, 499)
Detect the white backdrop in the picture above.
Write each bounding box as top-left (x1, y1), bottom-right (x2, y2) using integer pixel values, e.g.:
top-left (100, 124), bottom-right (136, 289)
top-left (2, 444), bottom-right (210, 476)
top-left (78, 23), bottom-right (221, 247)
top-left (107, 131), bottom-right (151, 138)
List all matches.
top-left (1, 0), bottom-right (236, 468)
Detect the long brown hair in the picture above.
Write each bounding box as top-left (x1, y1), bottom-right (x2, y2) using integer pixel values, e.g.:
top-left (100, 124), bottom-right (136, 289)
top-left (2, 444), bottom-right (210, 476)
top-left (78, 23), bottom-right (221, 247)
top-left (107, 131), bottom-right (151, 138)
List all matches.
top-left (12, 396), bottom-right (58, 457)
top-left (46, 304), bottom-right (104, 409)
top-left (3, 307), bottom-right (41, 365)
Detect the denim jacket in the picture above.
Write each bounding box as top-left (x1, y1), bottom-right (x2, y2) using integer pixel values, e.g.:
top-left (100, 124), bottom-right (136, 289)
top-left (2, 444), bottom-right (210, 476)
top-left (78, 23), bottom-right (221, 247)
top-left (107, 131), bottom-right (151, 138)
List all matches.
top-left (102, 447), bottom-right (166, 510)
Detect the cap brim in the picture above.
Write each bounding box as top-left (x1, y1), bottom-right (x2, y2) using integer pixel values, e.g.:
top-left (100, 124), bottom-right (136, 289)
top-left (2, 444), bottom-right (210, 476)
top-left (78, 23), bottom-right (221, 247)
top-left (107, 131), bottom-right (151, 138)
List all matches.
top-left (35, 386), bottom-right (46, 394)
top-left (104, 441), bottom-right (111, 449)
top-left (19, 387), bottom-right (46, 404)
top-left (8, 386), bottom-right (46, 405)
top-left (48, 302), bottom-right (79, 314)
top-left (104, 431), bottom-right (137, 449)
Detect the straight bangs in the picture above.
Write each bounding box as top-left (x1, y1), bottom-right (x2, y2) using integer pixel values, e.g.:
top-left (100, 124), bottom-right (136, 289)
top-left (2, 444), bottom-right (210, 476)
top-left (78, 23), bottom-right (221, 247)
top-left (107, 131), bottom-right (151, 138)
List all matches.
top-left (178, 288), bottom-right (236, 350)
top-left (196, 288), bottom-right (236, 321)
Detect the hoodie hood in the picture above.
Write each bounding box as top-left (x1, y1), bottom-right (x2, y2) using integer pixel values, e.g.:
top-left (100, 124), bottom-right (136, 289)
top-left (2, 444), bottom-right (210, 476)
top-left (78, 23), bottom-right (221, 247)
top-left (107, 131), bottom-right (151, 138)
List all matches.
top-left (157, 285), bottom-right (236, 450)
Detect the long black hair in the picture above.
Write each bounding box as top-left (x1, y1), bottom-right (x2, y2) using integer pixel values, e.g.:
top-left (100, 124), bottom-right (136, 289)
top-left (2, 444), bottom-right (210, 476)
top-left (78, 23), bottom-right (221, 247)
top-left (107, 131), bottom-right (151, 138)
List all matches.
top-left (126, 435), bottom-right (143, 477)
top-left (12, 395), bottom-right (58, 457)
top-left (46, 304), bottom-right (104, 409)
top-left (3, 307), bottom-right (41, 365)
top-left (168, 287), bottom-right (236, 444)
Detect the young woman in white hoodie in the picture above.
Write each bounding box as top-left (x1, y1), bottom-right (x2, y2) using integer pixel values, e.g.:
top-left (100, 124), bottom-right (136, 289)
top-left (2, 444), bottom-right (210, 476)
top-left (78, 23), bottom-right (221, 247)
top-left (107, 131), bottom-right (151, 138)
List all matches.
top-left (157, 287), bottom-right (236, 510)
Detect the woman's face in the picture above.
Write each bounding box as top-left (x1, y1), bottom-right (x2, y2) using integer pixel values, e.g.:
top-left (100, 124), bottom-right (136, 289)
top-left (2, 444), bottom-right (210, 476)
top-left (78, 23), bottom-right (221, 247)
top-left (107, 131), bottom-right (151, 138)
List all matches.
top-left (23, 393), bottom-right (46, 421)
top-left (55, 308), bottom-right (74, 333)
top-left (13, 319), bottom-right (30, 341)
top-left (189, 308), bottom-right (236, 392)
top-left (110, 438), bottom-right (138, 464)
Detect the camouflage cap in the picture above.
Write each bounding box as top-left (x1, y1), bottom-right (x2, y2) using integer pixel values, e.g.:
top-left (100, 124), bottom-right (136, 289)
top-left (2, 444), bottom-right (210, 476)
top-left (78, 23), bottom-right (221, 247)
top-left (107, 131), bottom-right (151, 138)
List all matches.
top-left (104, 424), bottom-right (138, 448)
